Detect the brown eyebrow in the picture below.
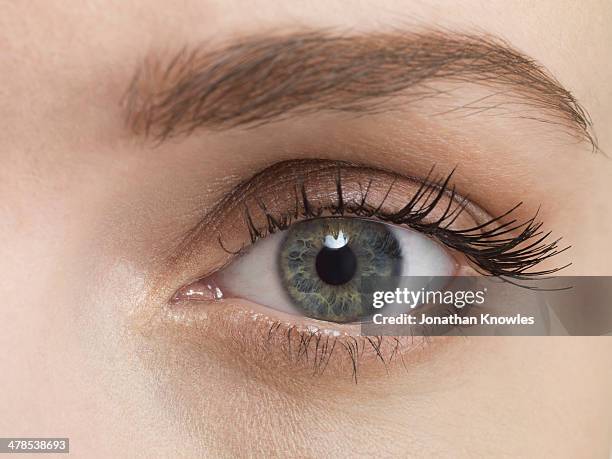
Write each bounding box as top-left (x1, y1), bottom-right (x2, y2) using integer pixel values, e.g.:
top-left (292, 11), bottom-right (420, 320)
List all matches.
top-left (123, 30), bottom-right (596, 149)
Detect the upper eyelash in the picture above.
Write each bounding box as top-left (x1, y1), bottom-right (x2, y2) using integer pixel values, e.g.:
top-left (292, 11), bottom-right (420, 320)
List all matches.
top-left (239, 164), bottom-right (569, 281)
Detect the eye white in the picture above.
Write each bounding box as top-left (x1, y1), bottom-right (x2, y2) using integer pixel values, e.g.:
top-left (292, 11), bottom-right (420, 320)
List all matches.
top-left (217, 221), bottom-right (457, 315)
top-left (390, 226), bottom-right (456, 276)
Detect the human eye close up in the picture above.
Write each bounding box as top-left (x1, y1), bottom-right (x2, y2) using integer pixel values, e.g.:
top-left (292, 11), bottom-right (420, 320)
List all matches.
top-left (163, 159), bottom-right (570, 381)
top-left (2, 3), bottom-right (612, 457)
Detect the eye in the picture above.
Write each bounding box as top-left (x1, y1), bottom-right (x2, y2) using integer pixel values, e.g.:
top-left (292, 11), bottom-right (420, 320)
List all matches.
top-left (213, 217), bottom-right (456, 323)
top-left (171, 160), bottom-right (566, 330)
top-left (166, 160), bottom-right (567, 379)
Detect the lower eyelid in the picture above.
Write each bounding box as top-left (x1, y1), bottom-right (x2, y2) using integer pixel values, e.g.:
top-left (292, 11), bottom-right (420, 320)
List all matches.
top-left (156, 297), bottom-right (452, 381)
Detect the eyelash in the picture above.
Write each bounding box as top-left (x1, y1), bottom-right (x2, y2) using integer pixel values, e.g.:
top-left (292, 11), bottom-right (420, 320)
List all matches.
top-left (264, 321), bottom-right (408, 383)
top-left (236, 164), bottom-right (568, 281)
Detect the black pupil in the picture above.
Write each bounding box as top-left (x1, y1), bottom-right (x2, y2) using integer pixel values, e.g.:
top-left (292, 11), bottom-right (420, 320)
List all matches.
top-left (315, 244), bottom-right (357, 285)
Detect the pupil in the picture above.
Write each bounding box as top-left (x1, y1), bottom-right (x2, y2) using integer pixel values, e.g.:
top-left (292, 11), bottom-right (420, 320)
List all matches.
top-left (315, 244), bottom-right (357, 285)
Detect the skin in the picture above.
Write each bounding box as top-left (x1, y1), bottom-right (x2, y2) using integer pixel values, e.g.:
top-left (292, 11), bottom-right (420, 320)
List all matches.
top-left (1, 0), bottom-right (611, 457)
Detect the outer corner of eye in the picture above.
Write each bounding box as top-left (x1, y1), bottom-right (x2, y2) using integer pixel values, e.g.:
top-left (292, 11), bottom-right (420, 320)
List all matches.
top-left (187, 216), bottom-right (459, 323)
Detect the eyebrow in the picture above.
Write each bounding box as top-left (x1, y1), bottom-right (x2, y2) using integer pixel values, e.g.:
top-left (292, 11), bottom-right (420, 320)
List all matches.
top-left (123, 30), bottom-right (596, 149)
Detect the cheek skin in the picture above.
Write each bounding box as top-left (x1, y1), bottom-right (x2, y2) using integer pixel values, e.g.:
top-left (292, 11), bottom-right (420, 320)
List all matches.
top-left (0, 169), bottom-right (188, 456)
top-left (129, 311), bottom-right (612, 458)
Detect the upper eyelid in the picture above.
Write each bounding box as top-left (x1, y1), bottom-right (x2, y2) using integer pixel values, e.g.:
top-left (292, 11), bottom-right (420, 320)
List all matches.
top-left (170, 159), bottom-right (567, 284)
top-left (174, 159), bottom-right (464, 255)
top-left (167, 159), bottom-right (465, 276)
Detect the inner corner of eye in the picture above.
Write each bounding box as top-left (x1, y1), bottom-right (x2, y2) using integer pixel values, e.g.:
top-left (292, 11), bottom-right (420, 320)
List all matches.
top-left (172, 276), bottom-right (225, 303)
top-left (180, 216), bottom-right (458, 324)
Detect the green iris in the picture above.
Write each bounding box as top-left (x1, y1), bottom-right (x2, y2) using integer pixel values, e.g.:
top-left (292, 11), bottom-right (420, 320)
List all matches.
top-left (278, 217), bottom-right (402, 322)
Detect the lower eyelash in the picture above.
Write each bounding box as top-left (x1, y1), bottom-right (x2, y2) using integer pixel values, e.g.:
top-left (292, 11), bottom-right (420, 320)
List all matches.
top-left (240, 162), bottom-right (569, 282)
top-left (265, 320), bottom-right (430, 383)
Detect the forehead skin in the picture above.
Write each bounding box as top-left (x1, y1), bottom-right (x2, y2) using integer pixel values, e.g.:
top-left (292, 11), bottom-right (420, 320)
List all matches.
top-left (0, 1), bottom-right (611, 458)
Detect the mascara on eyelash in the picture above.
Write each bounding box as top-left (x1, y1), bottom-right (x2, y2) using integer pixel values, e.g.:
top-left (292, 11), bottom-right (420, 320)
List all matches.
top-left (218, 160), bottom-right (569, 282)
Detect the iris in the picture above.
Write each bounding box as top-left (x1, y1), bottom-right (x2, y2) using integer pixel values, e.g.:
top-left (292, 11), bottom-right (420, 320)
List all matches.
top-left (278, 218), bottom-right (402, 322)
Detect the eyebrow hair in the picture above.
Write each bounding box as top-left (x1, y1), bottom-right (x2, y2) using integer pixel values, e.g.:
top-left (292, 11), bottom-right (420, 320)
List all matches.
top-left (123, 30), bottom-right (596, 149)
